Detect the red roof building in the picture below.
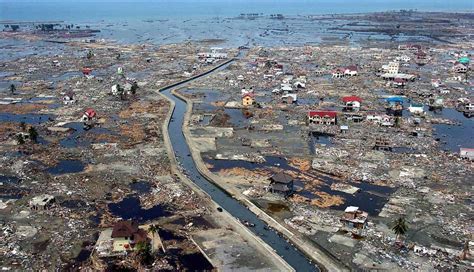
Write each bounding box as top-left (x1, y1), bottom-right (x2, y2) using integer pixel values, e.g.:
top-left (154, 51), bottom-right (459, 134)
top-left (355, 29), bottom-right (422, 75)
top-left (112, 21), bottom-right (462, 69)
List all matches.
top-left (82, 67), bottom-right (92, 75)
top-left (84, 108), bottom-right (97, 118)
top-left (342, 96), bottom-right (362, 103)
top-left (307, 111), bottom-right (337, 125)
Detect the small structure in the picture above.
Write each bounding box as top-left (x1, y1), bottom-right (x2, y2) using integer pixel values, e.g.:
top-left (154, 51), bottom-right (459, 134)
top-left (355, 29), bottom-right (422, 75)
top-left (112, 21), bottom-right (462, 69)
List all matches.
top-left (332, 68), bottom-right (345, 78)
top-left (307, 111), bottom-right (337, 125)
top-left (282, 93), bottom-right (297, 104)
top-left (281, 83), bottom-right (293, 92)
top-left (453, 63), bottom-right (468, 73)
top-left (82, 67), bottom-right (92, 76)
top-left (111, 220), bottom-right (149, 252)
top-left (237, 75), bottom-right (244, 81)
top-left (460, 148), bottom-right (474, 161)
top-left (63, 91), bottom-right (75, 105)
top-left (374, 137), bottom-right (391, 151)
top-left (393, 77), bottom-right (407, 88)
top-left (342, 96), bottom-right (362, 111)
top-left (340, 206), bottom-right (368, 229)
top-left (340, 125), bottom-right (349, 133)
top-left (269, 173), bottom-right (294, 197)
top-left (29, 194), bottom-right (55, 210)
top-left (242, 93), bottom-right (254, 107)
top-left (82, 108), bottom-right (97, 128)
top-left (344, 65), bottom-right (358, 76)
top-left (458, 57), bottom-right (470, 65)
top-left (408, 103), bottom-right (424, 115)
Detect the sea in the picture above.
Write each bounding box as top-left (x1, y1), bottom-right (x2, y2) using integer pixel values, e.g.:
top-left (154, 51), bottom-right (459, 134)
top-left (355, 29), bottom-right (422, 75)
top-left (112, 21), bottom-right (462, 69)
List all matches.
top-left (0, 1), bottom-right (472, 46)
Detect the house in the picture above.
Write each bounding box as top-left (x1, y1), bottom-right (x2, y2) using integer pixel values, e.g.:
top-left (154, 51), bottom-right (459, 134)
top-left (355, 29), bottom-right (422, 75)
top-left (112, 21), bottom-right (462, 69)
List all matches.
top-left (342, 96), bottom-right (362, 111)
top-left (282, 93), bottom-right (297, 104)
top-left (415, 51), bottom-right (427, 60)
top-left (29, 194), bottom-right (55, 210)
top-left (111, 220), bottom-right (149, 252)
top-left (340, 206), bottom-right (368, 229)
top-left (453, 63), bottom-right (468, 73)
top-left (458, 57), bottom-right (470, 65)
top-left (82, 67), bottom-right (92, 76)
top-left (82, 108), bottom-right (97, 128)
top-left (459, 148), bottom-right (474, 161)
top-left (366, 113), bottom-right (383, 123)
top-left (293, 81), bottom-right (306, 89)
top-left (396, 55), bottom-right (411, 62)
top-left (63, 91), bottom-right (75, 105)
top-left (344, 65), bottom-right (358, 76)
top-left (408, 103), bottom-right (424, 115)
top-left (375, 137), bottom-right (392, 150)
top-left (307, 111), bottom-right (337, 125)
top-left (242, 93), bottom-right (254, 106)
top-left (393, 77), bottom-right (407, 88)
top-left (269, 172), bottom-right (294, 197)
top-left (344, 113), bottom-right (364, 123)
top-left (340, 125), bottom-right (349, 133)
top-left (237, 75), bottom-right (244, 81)
top-left (332, 68), bottom-right (345, 78)
top-left (281, 83), bottom-right (293, 92)
top-left (463, 103), bottom-right (474, 113)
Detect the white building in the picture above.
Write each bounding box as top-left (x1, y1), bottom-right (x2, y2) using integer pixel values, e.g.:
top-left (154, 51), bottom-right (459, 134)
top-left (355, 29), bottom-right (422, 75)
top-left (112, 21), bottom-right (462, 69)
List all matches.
top-left (381, 61), bottom-right (400, 74)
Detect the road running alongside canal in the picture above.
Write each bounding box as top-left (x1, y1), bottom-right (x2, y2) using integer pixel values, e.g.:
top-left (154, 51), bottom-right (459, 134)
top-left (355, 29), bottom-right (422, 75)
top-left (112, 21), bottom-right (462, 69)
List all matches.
top-left (159, 59), bottom-right (319, 271)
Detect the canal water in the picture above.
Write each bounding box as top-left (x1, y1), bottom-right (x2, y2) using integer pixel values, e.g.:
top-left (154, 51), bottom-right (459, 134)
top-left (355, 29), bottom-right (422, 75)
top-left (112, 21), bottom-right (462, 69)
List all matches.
top-left (160, 59), bottom-right (319, 271)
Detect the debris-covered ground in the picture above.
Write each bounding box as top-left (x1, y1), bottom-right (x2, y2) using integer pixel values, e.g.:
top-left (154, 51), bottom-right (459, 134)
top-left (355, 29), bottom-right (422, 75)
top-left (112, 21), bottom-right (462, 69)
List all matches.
top-left (1, 9), bottom-right (473, 271)
top-left (0, 30), bottom-right (279, 271)
top-left (180, 12), bottom-right (474, 271)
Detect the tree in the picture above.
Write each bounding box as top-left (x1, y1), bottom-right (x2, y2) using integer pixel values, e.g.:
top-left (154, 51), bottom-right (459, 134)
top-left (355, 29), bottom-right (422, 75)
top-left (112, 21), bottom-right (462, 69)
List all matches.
top-left (86, 50), bottom-right (93, 60)
top-left (392, 217), bottom-right (408, 241)
top-left (28, 126), bottom-right (38, 143)
top-left (16, 134), bottom-right (25, 145)
top-left (9, 84), bottom-right (15, 95)
top-left (135, 241), bottom-right (153, 265)
top-left (130, 82), bottom-right (139, 95)
top-left (147, 224), bottom-right (158, 252)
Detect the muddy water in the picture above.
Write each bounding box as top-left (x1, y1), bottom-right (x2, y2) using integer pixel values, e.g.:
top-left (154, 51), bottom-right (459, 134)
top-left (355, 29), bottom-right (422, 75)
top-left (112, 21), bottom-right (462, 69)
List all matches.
top-left (161, 57), bottom-right (318, 271)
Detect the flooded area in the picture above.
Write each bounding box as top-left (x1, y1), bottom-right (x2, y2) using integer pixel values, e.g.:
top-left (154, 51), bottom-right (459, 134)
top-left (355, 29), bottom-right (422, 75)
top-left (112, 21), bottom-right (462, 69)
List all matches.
top-left (46, 160), bottom-right (85, 175)
top-left (108, 195), bottom-right (171, 222)
top-left (432, 108), bottom-right (474, 152)
top-left (0, 113), bottom-right (54, 125)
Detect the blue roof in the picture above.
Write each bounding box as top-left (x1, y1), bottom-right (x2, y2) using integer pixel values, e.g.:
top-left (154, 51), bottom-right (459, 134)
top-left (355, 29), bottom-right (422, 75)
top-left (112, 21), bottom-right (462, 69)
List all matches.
top-left (385, 97), bottom-right (404, 103)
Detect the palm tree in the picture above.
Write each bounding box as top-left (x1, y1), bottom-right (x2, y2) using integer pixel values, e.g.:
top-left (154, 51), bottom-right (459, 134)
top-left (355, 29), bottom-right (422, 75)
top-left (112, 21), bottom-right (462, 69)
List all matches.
top-left (147, 224), bottom-right (158, 252)
top-left (392, 217), bottom-right (408, 242)
top-left (9, 84), bottom-right (15, 95)
top-left (28, 126), bottom-right (38, 143)
top-left (16, 134), bottom-right (25, 145)
top-left (130, 82), bottom-right (139, 94)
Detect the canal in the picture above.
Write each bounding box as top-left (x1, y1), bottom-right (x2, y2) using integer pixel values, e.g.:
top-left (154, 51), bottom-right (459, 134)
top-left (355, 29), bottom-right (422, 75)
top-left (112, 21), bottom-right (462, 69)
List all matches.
top-left (160, 59), bottom-right (319, 271)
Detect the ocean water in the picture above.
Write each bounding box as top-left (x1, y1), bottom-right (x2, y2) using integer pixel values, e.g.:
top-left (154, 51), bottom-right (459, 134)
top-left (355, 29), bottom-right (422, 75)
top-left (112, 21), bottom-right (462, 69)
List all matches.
top-left (0, 0), bottom-right (472, 22)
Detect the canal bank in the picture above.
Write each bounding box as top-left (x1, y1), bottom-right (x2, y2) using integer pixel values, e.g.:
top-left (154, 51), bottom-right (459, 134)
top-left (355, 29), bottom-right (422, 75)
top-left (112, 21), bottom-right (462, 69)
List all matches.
top-left (173, 89), bottom-right (349, 272)
top-left (158, 60), bottom-right (326, 270)
top-left (157, 60), bottom-right (302, 271)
